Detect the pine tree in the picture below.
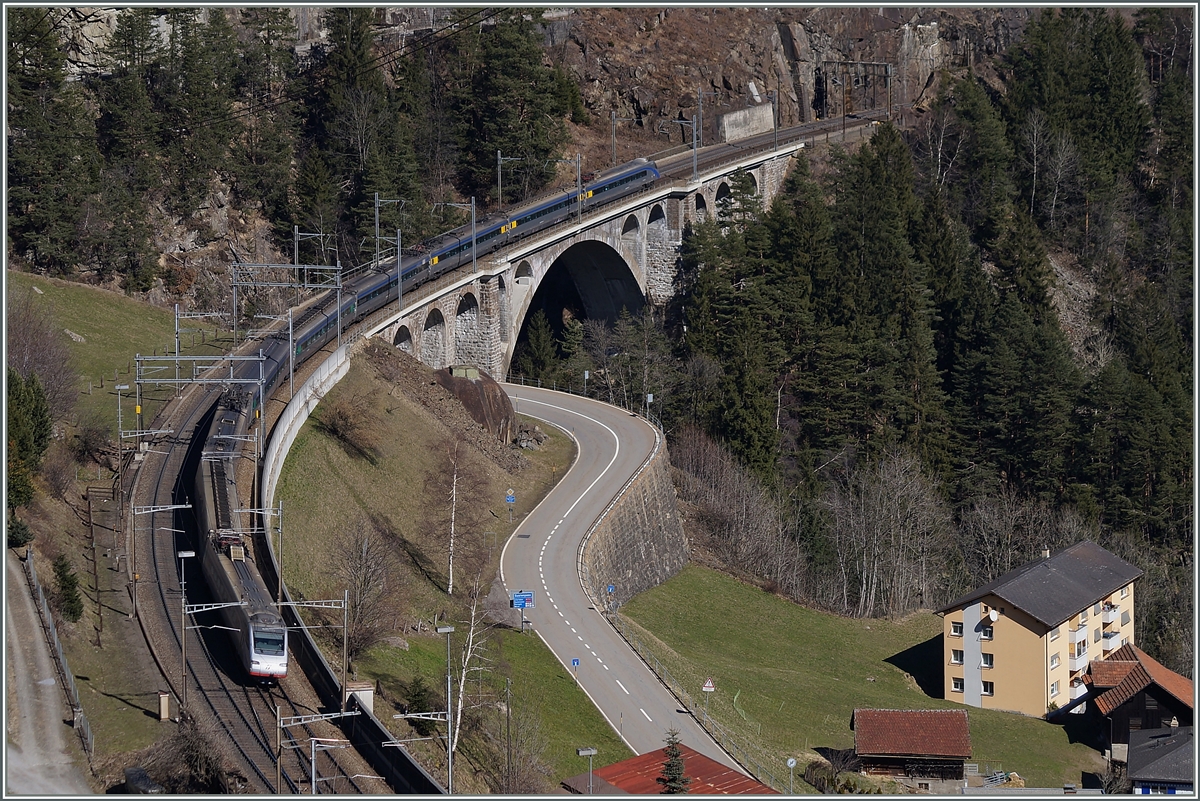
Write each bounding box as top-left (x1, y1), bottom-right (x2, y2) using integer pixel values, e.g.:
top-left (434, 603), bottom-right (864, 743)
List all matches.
top-left (513, 309), bottom-right (559, 382)
top-left (53, 555), bottom-right (84, 623)
top-left (7, 9), bottom-right (98, 274)
top-left (452, 10), bottom-right (569, 202)
top-left (657, 729), bottom-right (690, 794)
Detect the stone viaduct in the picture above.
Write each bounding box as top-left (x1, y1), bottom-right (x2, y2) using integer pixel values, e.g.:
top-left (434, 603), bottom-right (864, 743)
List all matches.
top-left (366, 141), bottom-right (804, 378)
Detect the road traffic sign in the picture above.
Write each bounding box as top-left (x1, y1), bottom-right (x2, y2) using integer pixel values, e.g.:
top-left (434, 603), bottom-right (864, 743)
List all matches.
top-left (607, 584), bottom-right (615, 594)
top-left (512, 590), bottom-right (534, 609)
top-left (571, 658), bottom-right (580, 667)
top-left (702, 678), bottom-right (716, 692)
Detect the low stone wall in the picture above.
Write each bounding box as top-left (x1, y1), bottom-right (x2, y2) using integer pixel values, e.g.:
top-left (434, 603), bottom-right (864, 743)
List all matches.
top-left (579, 432), bottom-right (688, 609)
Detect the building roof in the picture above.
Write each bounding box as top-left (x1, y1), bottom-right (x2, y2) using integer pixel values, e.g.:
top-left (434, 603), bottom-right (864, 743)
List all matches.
top-left (1127, 727), bottom-right (1194, 785)
top-left (563, 742), bottom-right (777, 795)
top-left (1087, 644), bottom-right (1195, 717)
top-left (851, 709), bottom-right (971, 759)
top-left (935, 541), bottom-right (1142, 628)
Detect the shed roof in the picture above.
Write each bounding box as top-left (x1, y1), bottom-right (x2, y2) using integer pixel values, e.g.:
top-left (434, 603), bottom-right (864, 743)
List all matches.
top-left (1127, 727), bottom-right (1194, 785)
top-left (852, 709), bottom-right (971, 759)
top-left (935, 541), bottom-right (1141, 628)
top-left (564, 742), bottom-right (777, 795)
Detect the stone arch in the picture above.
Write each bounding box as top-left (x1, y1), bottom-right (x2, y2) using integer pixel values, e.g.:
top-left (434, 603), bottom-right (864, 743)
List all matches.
top-left (694, 193), bottom-right (709, 221)
top-left (393, 325), bottom-right (413, 354)
top-left (421, 309), bottom-right (446, 368)
top-left (745, 171), bottom-right (760, 197)
top-left (714, 181), bottom-right (732, 207)
top-left (621, 213), bottom-right (640, 242)
top-left (515, 261), bottom-right (534, 285)
top-left (454, 292), bottom-right (485, 367)
top-left (647, 203), bottom-right (667, 229)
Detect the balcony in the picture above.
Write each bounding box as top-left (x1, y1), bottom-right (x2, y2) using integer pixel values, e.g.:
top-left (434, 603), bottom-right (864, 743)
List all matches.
top-left (1069, 624), bottom-right (1089, 644)
top-left (1069, 652), bottom-right (1089, 672)
top-left (1103, 631), bottom-right (1120, 652)
top-left (1102, 604), bottom-right (1120, 625)
top-left (1071, 680), bottom-right (1088, 701)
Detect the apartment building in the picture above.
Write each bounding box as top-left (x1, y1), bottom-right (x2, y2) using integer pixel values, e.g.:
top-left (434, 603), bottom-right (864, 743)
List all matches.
top-left (936, 540), bottom-right (1142, 718)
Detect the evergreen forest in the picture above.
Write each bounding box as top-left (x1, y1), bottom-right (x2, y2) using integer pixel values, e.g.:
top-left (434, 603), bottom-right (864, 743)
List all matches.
top-left (6, 9), bottom-right (1193, 676)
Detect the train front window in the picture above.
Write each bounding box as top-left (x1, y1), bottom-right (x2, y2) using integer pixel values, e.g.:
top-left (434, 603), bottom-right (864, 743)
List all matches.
top-left (254, 630), bottom-right (285, 655)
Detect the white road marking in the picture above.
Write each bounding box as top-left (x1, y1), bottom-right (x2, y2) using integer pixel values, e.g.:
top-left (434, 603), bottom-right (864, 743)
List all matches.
top-left (641, 708), bottom-right (652, 721)
top-left (616, 680), bottom-right (629, 695)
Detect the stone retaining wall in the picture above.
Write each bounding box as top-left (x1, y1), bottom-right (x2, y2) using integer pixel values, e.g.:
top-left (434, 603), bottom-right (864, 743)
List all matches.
top-left (580, 437), bottom-right (688, 610)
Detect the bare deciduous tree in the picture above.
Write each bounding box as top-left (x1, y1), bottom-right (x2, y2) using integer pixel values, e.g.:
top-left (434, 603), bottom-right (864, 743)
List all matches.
top-left (821, 449), bottom-right (953, 618)
top-left (6, 286), bottom-right (77, 420)
top-left (1020, 108), bottom-right (1049, 217)
top-left (1044, 130), bottom-right (1079, 231)
top-left (424, 436), bottom-right (487, 596)
top-left (327, 516), bottom-right (401, 659)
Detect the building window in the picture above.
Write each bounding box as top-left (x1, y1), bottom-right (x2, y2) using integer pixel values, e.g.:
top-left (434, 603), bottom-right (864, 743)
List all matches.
top-left (982, 681), bottom-right (994, 696)
top-left (981, 653), bottom-right (994, 669)
top-left (952, 677), bottom-right (964, 693)
top-left (951, 621), bottom-right (963, 637)
top-left (1050, 681), bottom-right (1060, 697)
top-left (1050, 626), bottom-right (1060, 641)
top-left (1075, 641), bottom-right (1088, 658)
top-left (1122, 637), bottom-right (1129, 646)
top-left (1050, 653), bottom-right (1060, 669)
top-left (1120, 585), bottom-right (1129, 598)
top-left (951, 649), bottom-right (964, 665)
top-left (1094, 603), bottom-right (1102, 615)
top-left (1079, 608), bottom-right (1088, 624)
top-left (1121, 610), bottom-right (1131, 627)
top-left (981, 625), bottom-right (994, 641)
top-left (1094, 627), bottom-right (1102, 643)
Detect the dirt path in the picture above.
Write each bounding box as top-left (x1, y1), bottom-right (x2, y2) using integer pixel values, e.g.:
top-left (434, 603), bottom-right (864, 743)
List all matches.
top-left (6, 549), bottom-right (95, 795)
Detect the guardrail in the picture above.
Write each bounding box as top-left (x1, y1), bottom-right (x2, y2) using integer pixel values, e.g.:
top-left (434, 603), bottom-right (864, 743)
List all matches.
top-left (23, 550), bottom-right (95, 757)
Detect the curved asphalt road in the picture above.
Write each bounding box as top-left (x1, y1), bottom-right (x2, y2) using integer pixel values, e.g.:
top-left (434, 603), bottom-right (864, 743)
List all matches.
top-left (500, 385), bottom-right (738, 770)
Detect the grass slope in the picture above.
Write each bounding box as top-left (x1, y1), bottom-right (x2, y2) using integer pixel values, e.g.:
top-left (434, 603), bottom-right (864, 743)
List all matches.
top-left (622, 565), bottom-right (1107, 788)
top-left (274, 355), bottom-right (634, 789)
top-left (7, 270), bottom-right (233, 435)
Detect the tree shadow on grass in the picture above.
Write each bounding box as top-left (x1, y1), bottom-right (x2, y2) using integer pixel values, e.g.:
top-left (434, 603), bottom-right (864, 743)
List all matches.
top-left (885, 634), bottom-right (943, 699)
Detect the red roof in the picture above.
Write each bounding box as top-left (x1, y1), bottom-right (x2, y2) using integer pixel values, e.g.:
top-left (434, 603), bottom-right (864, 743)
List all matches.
top-left (1089, 645), bottom-right (1194, 717)
top-left (852, 709), bottom-right (971, 759)
top-left (574, 742), bottom-right (778, 794)
top-left (1084, 659), bottom-right (1138, 689)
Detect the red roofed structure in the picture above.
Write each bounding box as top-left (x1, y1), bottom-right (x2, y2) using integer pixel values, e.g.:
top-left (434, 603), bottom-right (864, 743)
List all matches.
top-left (1082, 644), bottom-right (1194, 762)
top-left (561, 742), bottom-right (777, 794)
top-left (852, 709), bottom-right (971, 780)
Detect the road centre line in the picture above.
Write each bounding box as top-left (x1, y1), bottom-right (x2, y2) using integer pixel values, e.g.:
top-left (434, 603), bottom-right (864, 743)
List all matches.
top-left (616, 680), bottom-right (629, 694)
top-left (641, 708), bottom-right (652, 721)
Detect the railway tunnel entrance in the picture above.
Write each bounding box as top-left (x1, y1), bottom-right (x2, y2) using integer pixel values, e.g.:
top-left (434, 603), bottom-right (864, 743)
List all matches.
top-left (511, 241), bottom-right (644, 381)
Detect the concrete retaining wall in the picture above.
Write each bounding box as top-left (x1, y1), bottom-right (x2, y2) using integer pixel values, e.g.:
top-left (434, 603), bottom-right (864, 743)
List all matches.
top-left (258, 339), bottom-right (442, 795)
top-left (579, 430), bottom-right (689, 610)
top-left (719, 103), bottom-right (775, 142)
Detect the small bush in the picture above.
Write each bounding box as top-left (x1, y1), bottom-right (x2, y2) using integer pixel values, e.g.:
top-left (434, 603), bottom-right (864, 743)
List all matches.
top-left (7, 516), bottom-right (35, 548)
top-left (53, 554), bottom-right (84, 622)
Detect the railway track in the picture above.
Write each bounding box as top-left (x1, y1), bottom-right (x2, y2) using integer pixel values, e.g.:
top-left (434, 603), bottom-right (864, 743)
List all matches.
top-left (128, 354), bottom-right (382, 794)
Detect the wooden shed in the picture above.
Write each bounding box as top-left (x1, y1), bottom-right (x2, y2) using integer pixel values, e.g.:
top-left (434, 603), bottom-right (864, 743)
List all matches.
top-left (852, 708), bottom-right (971, 780)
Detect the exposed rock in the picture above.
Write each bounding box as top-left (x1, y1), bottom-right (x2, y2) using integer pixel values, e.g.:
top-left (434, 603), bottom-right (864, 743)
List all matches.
top-left (514, 423), bottom-right (548, 451)
top-left (433, 365), bottom-right (517, 445)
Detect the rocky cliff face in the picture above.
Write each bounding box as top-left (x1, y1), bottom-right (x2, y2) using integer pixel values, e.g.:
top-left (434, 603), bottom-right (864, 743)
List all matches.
top-left (548, 7), bottom-right (1035, 162)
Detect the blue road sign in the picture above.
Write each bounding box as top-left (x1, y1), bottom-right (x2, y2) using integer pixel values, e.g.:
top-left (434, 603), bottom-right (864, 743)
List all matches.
top-left (607, 584), bottom-right (615, 594)
top-left (571, 658), bottom-right (580, 667)
top-left (512, 591), bottom-right (534, 609)
top-left (506, 494), bottom-right (515, 504)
